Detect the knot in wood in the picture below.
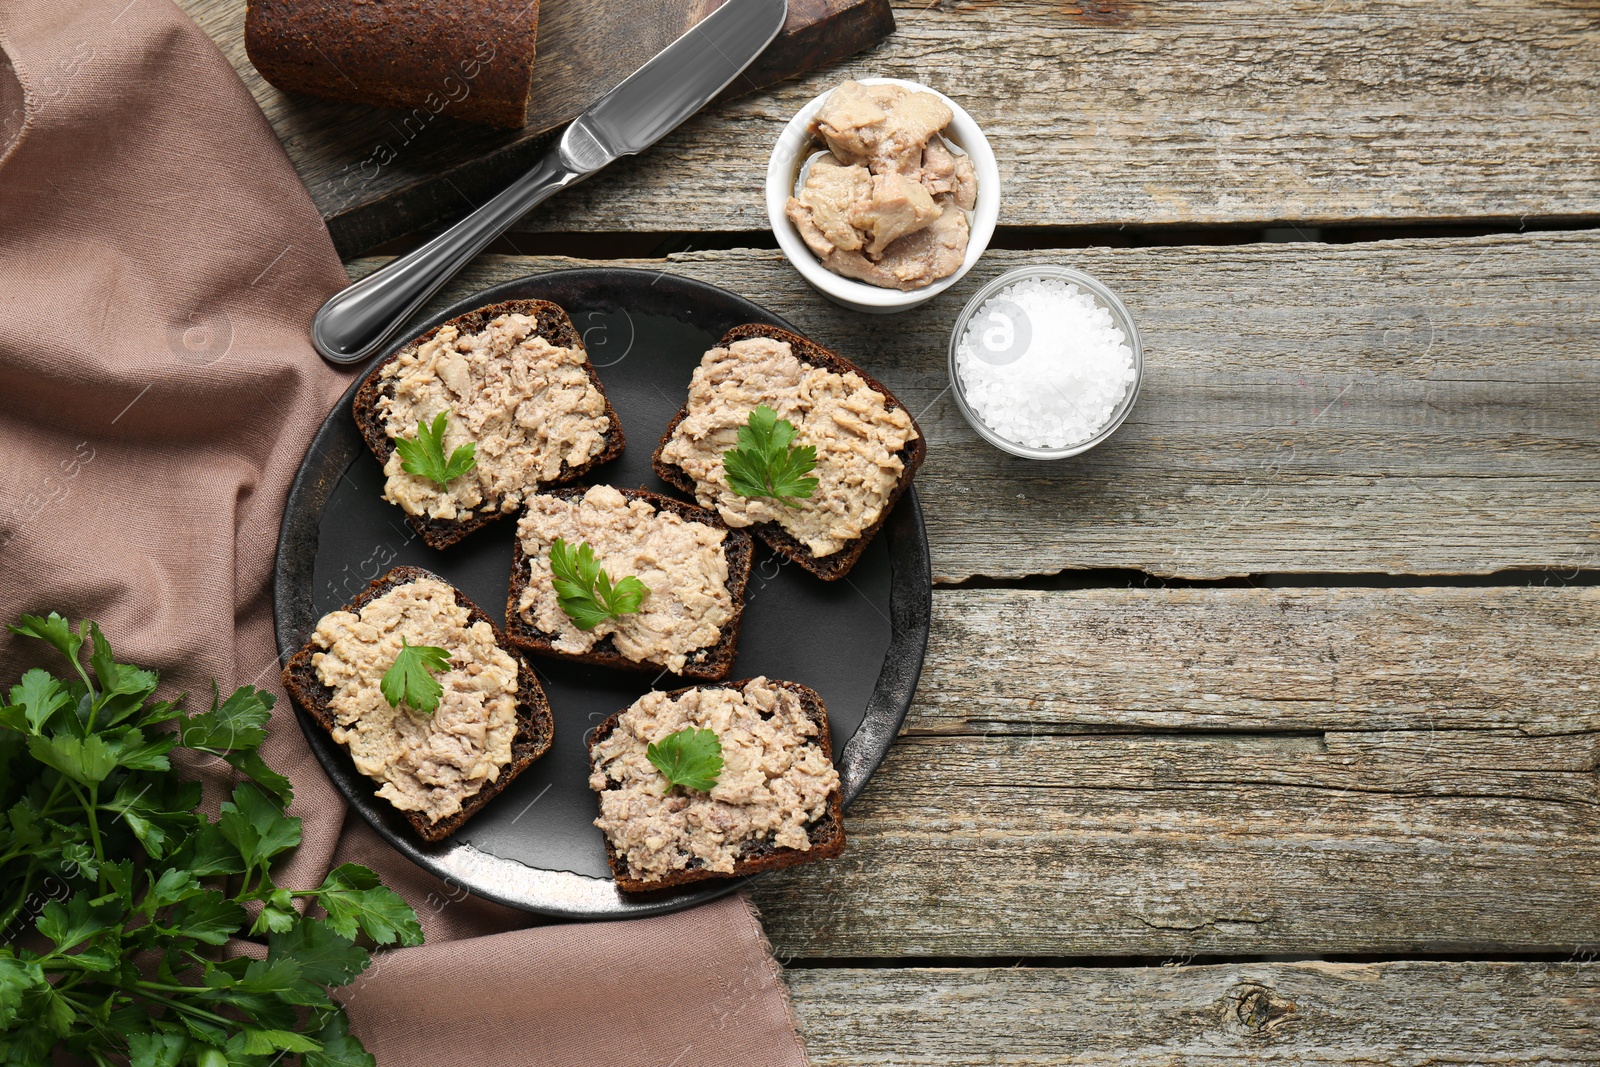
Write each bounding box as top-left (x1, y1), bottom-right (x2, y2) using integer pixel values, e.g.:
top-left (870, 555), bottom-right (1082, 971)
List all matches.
top-left (1234, 984), bottom-right (1297, 1034)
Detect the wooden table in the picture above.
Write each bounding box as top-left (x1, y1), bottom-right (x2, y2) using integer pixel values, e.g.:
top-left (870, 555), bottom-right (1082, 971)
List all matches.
top-left (189, 1), bottom-right (1600, 1061)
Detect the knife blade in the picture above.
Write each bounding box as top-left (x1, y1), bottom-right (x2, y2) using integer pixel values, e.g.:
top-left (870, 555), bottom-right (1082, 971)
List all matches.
top-left (312, 0), bottom-right (789, 365)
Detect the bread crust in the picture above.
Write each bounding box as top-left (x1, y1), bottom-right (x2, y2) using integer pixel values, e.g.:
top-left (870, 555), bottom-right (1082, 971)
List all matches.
top-left (352, 300), bottom-right (625, 551)
top-left (244, 0), bottom-right (541, 129)
top-left (280, 565), bottom-right (555, 844)
top-left (587, 678), bottom-right (845, 893)
top-left (504, 487), bottom-right (753, 682)
top-left (651, 324), bottom-right (925, 580)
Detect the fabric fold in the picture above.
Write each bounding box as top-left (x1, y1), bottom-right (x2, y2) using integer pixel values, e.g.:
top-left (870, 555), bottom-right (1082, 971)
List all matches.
top-left (0, 1), bottom-right (808, 1063)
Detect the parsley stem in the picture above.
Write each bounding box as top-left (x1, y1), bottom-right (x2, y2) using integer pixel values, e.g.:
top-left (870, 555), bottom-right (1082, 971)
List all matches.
top-left (70, 655), bottom-right (95, 706)
top-left (39, 775), bottom-right (71, 833)
top-left (0, 857), bottom-right (40, 934)
top-left (133, 987), bottom-right (236, 1026)
top-left (90, 786), bottom-right (105, 892)
top-left (65, 779), bottom-right (107, 889)
top-left (57, 989), bottom-right (110, 1014)
top-left (44, 957), bottom-right (104, 973)
top-left (135, 981), bottom-right (215, 995)
top-left (0, 895), bottom-right (26, 937)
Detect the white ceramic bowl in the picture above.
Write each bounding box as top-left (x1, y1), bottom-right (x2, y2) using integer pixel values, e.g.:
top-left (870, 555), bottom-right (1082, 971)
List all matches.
top-left (765, 77), bottom-right (1001, 314)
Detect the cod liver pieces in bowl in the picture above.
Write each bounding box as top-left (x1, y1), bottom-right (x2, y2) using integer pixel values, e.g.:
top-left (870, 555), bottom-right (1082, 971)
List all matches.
top-left (767, 77), bottom-right (1001, 314)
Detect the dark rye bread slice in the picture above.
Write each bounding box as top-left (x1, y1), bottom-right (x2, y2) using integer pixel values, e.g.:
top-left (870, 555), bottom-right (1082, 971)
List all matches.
top-left (504, 487), bottom-right (754, 682)
top-left (587, 678), bottom-right (845, 893)
top-left (651, 323), bottom-right (926, 581)
top-left (353, 299), bottom-right (624, 551)
top-left (280, 565), bottom-right (555, 844)
top-left (246, 1), bottom-right (542, 129)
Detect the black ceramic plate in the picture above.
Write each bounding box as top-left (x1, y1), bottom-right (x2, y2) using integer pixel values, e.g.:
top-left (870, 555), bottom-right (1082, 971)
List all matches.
top-left (272, 268), bottom-right (931, 919)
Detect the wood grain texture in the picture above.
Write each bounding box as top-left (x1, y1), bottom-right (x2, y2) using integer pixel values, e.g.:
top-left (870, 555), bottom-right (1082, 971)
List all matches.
top-left (911, 587), bottom-right (1600, 736)
top-left (181, 0), bottom-right (1600, 248)
top-left (786, 962), bottom-right (1600, 1065)
top-left (741, 587), bottom-right (1600, 958)
top-left (349, 231), bottom-right (1600, 580)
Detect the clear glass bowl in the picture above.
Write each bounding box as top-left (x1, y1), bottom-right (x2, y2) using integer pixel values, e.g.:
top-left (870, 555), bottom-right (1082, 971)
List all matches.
top-left (947, 264), bottom-right (1144, 460)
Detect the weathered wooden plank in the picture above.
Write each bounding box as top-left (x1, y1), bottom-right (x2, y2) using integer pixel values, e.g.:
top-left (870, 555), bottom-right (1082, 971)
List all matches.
top-left (786, 962), bottom-right (1600, 1066)
top-left (757, 727), bottom-right (1600, 957)
top-left (912, 587), bottom-right (1600, 735)
top-left (740, 583), bottom-right (1600, 959)
top-left (350, 230), bottom-right (1600, 580)
top-left (183, 0), bottom-right (1600, 248)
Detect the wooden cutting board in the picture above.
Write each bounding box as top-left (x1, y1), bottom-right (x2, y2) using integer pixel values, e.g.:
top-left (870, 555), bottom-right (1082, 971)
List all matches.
top-left (181, 0), bottom-right (894, 254)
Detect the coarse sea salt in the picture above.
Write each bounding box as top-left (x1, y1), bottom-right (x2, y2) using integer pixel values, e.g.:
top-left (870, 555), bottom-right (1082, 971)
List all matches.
top-left (954, 276), bottom-right (1137, 451)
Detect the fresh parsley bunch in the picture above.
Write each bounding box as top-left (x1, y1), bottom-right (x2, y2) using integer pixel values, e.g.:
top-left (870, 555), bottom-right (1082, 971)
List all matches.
top-left (548, 538), bottom-right (650, 631)
top-left (0, 613), bottom-right (423, 1066)
top-left (721, 406), bottom-right (818, 509)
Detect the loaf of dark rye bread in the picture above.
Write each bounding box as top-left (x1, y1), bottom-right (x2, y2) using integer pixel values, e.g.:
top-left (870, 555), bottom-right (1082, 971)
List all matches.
top-left (651, 324), bottom-right (926, 581)
top-left (281, 566), bottom-right (555, 844)
top-left (588, 678), bottom-right (845, 893)
top-left (352, 299), bottom-right (624, 551)
top-left (245, 0), bottom-right (542, 129)
top-left (505, 487), bottom-right (754, 682)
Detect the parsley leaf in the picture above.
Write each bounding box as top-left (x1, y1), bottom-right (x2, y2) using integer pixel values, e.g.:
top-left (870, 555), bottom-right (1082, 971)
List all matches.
top-left (218, 783), bottom-right (303, 876)
top-left (181, 682), bottom-right (270, 752)
top-left (26, 732), bottom-right (116, 785)
top-left (228, 1028), bottom-right (323, 1056)
top-left (126, 1031), bottom-right (187, 1067)
top-left (305, 1009), bottom-right (376, 1067)
top-left (10, 669), bottom-right (68, 733)
top-left (221, 747), bottom-right (295, 809)
top-left (394, 410), bottom-right (477, 489)
top-left (266, 921), bottom-right (370, 989)
top-left (646, 727), bottom-right (723, 792)
top-left (37, 895), bottom-right (123, 954)
top-left (0, 956), bottom-right (44, 1031)
top-left (179, 684), bottom-right (292, 805)
top-left (722, 405), bottom-right (819, 508)
top-left (160, 891), bottom-right (248, 947)
top-left (380, 636), bottom-right (451, 716)
top-left (105, 773), bottom-right (203, 861)
top-left (316, 863), bottom-right (424, 947)
top-left (8, 612), bottom-right (84, 667)
top-left (548, 538), bottom-right (650, 632)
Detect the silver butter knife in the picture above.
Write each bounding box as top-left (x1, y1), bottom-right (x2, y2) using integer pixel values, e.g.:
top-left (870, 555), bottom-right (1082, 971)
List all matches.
top-left (312, 0), bottom-right (789, 365)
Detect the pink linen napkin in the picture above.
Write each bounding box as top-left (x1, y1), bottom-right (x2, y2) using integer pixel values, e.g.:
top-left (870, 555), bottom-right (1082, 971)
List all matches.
top-left (0, 1), bottom-right (808, 1063)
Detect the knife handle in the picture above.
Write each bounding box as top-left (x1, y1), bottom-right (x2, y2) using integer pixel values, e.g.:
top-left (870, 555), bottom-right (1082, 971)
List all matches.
top-left (311, 140), bottom-right (593, 365)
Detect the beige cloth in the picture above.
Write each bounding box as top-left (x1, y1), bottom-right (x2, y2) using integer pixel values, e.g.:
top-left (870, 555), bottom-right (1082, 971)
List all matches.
top-left (0, 1), bottom-right (807, 1064)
